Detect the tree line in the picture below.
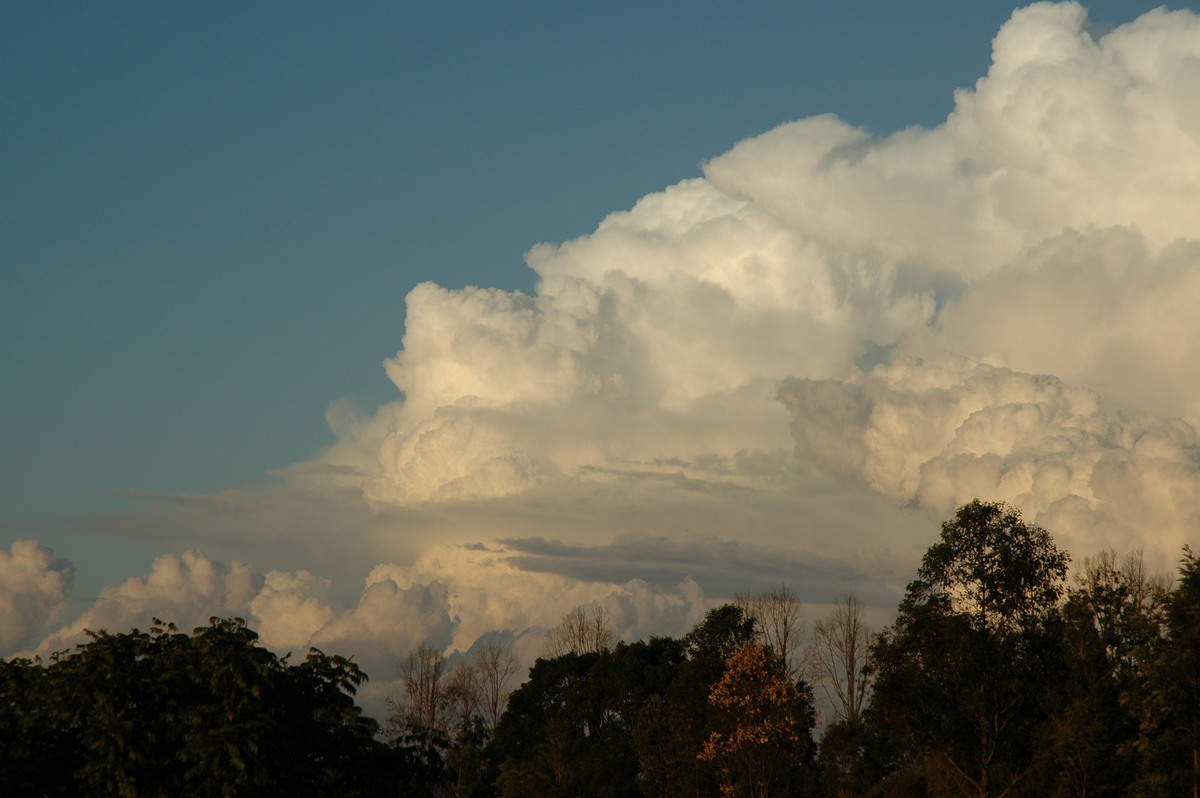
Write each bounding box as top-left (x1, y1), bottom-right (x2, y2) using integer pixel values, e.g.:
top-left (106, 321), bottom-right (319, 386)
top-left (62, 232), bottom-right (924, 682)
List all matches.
top-left (1, 499), bottom-right (1197, 796)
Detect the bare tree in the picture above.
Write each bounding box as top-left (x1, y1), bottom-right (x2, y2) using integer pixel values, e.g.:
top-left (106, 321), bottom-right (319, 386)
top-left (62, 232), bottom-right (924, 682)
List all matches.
top-left (736, 583), bottom-right (807, 681)
top-left (1071, 548), bottom-right (1171, 677)
top-left (444, 660), bottom-right (482, 732)
top-left (387, 641), bottom-right (450, 748)
top-left (388, 637), bottom-right (522, 752)
top-left (543, 604), bottom-right (617, 658)
top-left (1078, 548), bottom-right (1171, 608)
top-left (473, 639), bottom-right (518, 731)
top-left (811, 593), bottom-right (872, 724)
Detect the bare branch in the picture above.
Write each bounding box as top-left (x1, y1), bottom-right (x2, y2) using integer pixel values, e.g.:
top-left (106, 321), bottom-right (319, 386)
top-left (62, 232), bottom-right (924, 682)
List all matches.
top-left (736, 583), bottom-right (807, 681)
top-left (473, 639), bottom-right (518, 732)
top-left (543, 605), bottom-right (617, 658)
top-left (811, 593), bottom-right (872, 724)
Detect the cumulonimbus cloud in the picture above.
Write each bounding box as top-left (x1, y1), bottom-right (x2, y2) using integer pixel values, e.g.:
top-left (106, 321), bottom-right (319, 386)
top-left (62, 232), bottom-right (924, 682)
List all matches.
top-left (10, 3), bottom-right (1199, 699)
top-left (357, 1), bottom-right (1199, 516)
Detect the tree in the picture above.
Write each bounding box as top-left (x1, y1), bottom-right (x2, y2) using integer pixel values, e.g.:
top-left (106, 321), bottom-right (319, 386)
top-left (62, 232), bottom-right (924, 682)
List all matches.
top-left (819, 717), bottom-right (881, 798)
top-left (1036, 549), bottom-right (1167, 797)
top-left (811, 592), bottom-right (872, 725)
top-left (489, 608), bottom-right (772, 798)
top-left (867, 500), bottom-right (1069, 798)
top-left (0, 655), bottom-right (76, 795)
top-left (909, 500), bottom-right (1068, 638)
top-left (388, 641), bottom-right (451, 753)
top-left (0, 618), bottom-right (401, 797)
top-left (736, 583), bottom-right (807, 681)
top-left (683, 603), bottom-right (760, 680)
top-left (543, 604), bottom-right (617, 657)
top-left (440, 657), bottom-right (495, 798)
top-left (699, 644), bottom-right (817, 798)
top-left (474, 638), bottom-right (518, 733)
top-left (812, 594), bottom-right (876, 798)
top-left (1132, 546), bottom-right (1200, 798)
top-left (385, 638), bottom-right (516, 797)
top-left (634, 604), bottom-right (762, 798)
top-left (488, 638), bottom-right (686, 798)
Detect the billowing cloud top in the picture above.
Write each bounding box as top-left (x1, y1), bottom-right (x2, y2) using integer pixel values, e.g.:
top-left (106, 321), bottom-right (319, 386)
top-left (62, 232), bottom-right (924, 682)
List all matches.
top-left (356, 1), bottom-right (1199, 551)
top-left (0, 540), bottom-right (74, 652)
top-left (7, 3), bottom-right (1199, 716)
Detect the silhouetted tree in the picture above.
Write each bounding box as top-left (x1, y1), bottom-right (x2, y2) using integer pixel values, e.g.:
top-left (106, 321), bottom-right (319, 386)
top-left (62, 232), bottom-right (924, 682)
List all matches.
top-left (819, 717), bottom-right (882, 798)
top-left (812, 592), bottom-right (872, 725)
top-left (867, 500), bottom-right (1069, 797)
top-left (544, 604), bottom-right (618, 658)
top-left (1131, 546), bottom-right (1200, 798)
top-left (489, 638), bottom-right (685, 798)
top-left (0, 618), bottom-right (403, 797)
top-left (1035, 549), bottom-right (1167, 796)
top-left (474, 638), bottom-right (518, 733)
top-left (736, 583), bottom-right (807, 680)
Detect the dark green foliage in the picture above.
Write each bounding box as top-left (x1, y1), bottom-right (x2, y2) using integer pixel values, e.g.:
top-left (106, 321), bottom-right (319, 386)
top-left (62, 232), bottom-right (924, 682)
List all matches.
top-left (859, 501), bottom-right (1199, 798)
top-left (1037, 622), bottom-right (1134, 797)
top-left (902, 499), bottom-right (1069, 636)
top-left (488, 638), bottom-right (687, 798)
top-left (486, 606), bottom-right (823, 798)
top-left (0, 618), bottom-right (406, 797)
top-left (820, 718), bottom-right (882, 798)
top-left (1131, 546), bottom-right (1200, 798)
top-left (866, 500), bottom-right (1069, 797)
top-left (442, 715), bottom-right (491, 798)
top-left (0, 655), bottom-right (77, 795)
top-left (477, 504), bottom-right (1197, 796)
top-left (641, 604), bottom-right (766, 797)
top-left (1031, 550), bottom-right (1164, 796)
top-left (683, 603), bottom-right (760, 676)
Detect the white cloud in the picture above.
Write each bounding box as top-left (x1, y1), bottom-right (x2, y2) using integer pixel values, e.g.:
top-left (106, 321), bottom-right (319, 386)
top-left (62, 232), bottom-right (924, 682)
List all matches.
top-left (355, 2), bottom-right (1200, 533)
top-left (910, 229), bottom-right (1200, 425)
top-left (0, 540), bottom-right (74, 651)
top-left (18, 3), bottom-right (1200, 708)
top-left (247, 569), bottom-right (335, 651)
top-left (16, 542), bottom-right (726, 720)
top-left (30, 550), bottom-right (260, 658)
top-left (779, 354), bottom-right (1200, 572)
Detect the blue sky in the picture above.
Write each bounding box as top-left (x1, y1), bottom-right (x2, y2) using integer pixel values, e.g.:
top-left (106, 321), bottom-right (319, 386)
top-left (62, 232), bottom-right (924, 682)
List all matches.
top-left (3, 0), bottom-right (1108, 521)
top-left (3, 1), bottom-right (1196, 692)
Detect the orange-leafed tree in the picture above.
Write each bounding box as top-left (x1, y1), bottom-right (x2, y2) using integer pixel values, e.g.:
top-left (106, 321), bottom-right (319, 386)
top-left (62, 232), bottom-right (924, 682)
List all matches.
top-left (699, 643), bottom-right (816, 797)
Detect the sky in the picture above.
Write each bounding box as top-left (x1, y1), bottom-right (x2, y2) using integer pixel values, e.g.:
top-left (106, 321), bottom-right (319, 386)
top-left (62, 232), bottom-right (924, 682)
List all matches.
top-left (3, 1), bottom-right (1198, 717)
